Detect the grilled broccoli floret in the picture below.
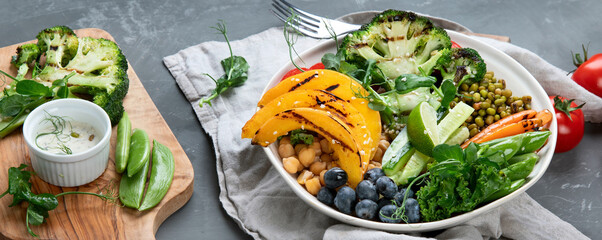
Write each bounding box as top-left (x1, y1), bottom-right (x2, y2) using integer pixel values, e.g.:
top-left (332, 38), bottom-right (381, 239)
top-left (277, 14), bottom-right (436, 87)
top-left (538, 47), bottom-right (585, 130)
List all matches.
top-left (340, 10), bottom-right (451, 79)
top-left (10, 43), bottom-right (41, 79)
top-left (36, 26), bottom-right (79, 68)
top-left (36, 35), bottom-right (129, 123)
top-left (434, 47), bottom-right (486, 86)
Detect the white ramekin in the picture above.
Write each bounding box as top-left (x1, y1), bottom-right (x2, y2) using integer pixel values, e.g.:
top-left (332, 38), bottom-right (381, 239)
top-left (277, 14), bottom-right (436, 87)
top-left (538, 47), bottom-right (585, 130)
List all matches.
top-left (23, 98), bottom-right (112, 187)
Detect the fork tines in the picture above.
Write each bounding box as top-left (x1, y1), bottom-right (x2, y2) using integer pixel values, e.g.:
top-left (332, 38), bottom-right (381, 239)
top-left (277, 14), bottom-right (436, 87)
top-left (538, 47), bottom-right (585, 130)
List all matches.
top-left (271, 0), bottom-right (323, 35)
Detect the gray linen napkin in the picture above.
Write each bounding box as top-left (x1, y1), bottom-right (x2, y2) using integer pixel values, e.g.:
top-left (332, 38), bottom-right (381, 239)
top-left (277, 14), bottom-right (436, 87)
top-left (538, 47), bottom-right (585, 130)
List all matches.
top-left (163, 11), bottom-right (590, 240)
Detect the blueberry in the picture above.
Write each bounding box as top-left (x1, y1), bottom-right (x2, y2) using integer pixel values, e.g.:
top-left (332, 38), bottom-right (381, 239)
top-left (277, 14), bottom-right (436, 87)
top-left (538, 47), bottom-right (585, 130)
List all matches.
top-left (355, 180), bottom-right (378, 202)
top-left (324, 167), bottom-right (348, 189)
top-left (399, 188), bottom-right (415, 199)
top-left (393, 188), bottom-right (415, 206)
top-left (378, 204), bottom-right (401, 223)
top-left (363, 168), bottom-right (385, 184)
top-left (355, 199), bottom-right (378, 220)
top-left (404, 198), bottom-right (421, 223)
top-left (317, 187), bottom-right (336, 206)
top-left (377, 198), bottom-right (394, 211)
top-left (375, 176), bottom-right (397, 199)
top-left (334, 186), bottom-right (356, 215)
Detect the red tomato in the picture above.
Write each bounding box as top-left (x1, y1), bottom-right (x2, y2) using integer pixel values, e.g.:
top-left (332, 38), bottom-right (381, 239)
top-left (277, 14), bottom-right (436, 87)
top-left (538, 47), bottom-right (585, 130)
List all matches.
top-left (280, 67), bottom-right (308, 81)
top-left (549, 96), bottom-right (585, 153)
top-left (571, 46), bottom-right (602, 97)
top-left (280, 62), bottom-right (325, 81)
top-left (451, 41), bottom-right (461, 48)
top-left (309, 62), bottom-right (325, 70)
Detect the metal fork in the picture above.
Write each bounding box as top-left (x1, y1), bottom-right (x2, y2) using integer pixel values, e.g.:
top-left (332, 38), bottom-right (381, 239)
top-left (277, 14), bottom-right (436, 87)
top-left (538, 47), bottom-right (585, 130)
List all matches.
top-left (270, 0), bottom-right (361, 39)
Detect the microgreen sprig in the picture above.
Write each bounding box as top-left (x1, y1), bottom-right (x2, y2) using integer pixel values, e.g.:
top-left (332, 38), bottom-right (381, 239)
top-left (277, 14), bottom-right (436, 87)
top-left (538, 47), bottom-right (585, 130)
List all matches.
top-left (199, 20), bottom-right (249, 107)
top-left (284, 9), bottom-right (306, 72)
top-left (0, 164), bottom-right (117, 237)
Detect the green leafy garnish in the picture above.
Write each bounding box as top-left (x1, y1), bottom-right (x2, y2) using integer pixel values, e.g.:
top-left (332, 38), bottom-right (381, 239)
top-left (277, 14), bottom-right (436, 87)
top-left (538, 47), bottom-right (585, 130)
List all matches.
top-left (0, 164), bottom-right (117, 237)
top-left (289, 129), bottom-right (314, 145)
top-left (393, 74), bottom-right (437, 94)
top-left (416, 143), bottom-right (511, 222)
top-left (199, 21), bottom-right (249, 107)
top-left (0, 72), bottom-right (74, 138)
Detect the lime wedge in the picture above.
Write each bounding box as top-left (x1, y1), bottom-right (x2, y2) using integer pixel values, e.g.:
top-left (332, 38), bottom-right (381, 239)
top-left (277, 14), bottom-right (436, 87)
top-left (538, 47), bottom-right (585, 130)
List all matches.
top-left (407, 102), bottom-right (439, 156)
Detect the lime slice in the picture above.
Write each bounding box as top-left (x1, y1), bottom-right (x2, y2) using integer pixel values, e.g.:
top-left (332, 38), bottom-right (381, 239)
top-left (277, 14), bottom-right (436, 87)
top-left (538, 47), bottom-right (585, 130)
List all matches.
top-left (407, 101), bottom-right (439, 156)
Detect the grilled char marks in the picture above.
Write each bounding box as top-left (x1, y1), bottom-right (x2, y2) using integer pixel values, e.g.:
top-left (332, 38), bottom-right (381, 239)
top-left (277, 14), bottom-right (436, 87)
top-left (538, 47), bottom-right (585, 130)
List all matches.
top-left (289, 73), bottom-right (319, 92)
top-left (325, 84), bottom-right (340, 92)
top-left (277, 110), bottom-right (356, 152)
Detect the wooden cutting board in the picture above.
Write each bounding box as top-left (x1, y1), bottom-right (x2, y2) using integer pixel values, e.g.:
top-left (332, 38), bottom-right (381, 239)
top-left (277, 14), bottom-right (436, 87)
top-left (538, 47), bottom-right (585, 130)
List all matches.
top-left (0, 28), bottom-right (194, 239)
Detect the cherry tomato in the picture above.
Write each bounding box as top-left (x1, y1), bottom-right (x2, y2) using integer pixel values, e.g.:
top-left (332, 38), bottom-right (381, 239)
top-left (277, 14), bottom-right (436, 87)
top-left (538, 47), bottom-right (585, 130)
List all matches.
top-left (451, 41), bottom-right (461, 48)
top-left (549, 96), bottom-right (585, 153)
top-left (309, 62), bottom-right (325, 70)
top-left (281, 67), bottom-right (308, 81)
top-left (280, 62), bottom-right (325, 81)
top-left (571, 45), bottom-right (602, 97)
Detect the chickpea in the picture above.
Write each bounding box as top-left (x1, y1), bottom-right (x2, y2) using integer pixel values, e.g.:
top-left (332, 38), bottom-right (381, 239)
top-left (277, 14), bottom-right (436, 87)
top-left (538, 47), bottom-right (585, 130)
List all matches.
top-left (367, 163), bottom-right (377, 170)
top-left (372, 148), bottom-right (384, 163)
top-left (279, 136), bottom-right (291, 146)
top-left (320, 153), bottom-right (333, 162)
top-left (320, 139), bottom-right (333, 154)
top-left (299, 147), bottom-right (316, 167)
top-left (282, 157), bottom-right (301, 174)
top-left (297, 159), bottom-right (304, 172)
top-left (310, 141), bottom-right (322, 155)
top-left (378, 140), bottom-right (390, 152)
top-left (294, 144), bottom-right (307, 155)
top-left (297, 170), bottom-right (314, 185)
top-left (319, 170), bottom-right (327, 185)
top-left (305, 177), bottom-right (321, 195)
top-left (278, 143), bottom-right (295, 158)
top-left (310, 161), bottom-right (327, 175)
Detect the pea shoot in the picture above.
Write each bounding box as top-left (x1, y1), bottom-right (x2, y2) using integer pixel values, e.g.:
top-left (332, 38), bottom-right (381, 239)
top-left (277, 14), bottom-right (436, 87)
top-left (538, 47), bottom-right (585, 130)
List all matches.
top-left (198, 20), bottom-right (249, 107)
top-left (0, 164), bottom-right (118, 237)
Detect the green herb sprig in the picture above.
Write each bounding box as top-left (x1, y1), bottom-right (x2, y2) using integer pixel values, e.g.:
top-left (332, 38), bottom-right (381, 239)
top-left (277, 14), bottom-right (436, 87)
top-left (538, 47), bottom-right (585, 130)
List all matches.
top-left (0, 164), bottom-right (117, 237)
top-left (0, 72), bottom-right (74, 138)
top-left (199, 21), bottom-right (250, 107)
top-left (34, 111), bottom-right (75, 155)
top-left (283, 9), bottom-right (306, 72)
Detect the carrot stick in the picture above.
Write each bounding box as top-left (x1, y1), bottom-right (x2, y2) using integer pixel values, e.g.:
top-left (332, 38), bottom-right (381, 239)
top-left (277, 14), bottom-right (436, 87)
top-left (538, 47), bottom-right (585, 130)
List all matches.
top-left (461, 110), bottom-right (537, 148)
top-left (473, 118), bottom-right (542, 144)
top-left (535, 109), bottom-right (553, 127)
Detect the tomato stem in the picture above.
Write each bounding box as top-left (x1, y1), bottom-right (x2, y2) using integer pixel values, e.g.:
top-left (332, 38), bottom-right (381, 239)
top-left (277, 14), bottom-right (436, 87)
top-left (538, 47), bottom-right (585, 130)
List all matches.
top-left (553, 96), bottom-right (585, 121)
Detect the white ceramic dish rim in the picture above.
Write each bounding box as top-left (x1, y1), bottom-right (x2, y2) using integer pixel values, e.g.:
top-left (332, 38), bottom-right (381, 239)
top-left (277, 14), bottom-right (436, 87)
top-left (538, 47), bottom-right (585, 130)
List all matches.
top-left (260, 30), bottom-right (557, 232)
top-left (23, 98), bottom-right (112, 163)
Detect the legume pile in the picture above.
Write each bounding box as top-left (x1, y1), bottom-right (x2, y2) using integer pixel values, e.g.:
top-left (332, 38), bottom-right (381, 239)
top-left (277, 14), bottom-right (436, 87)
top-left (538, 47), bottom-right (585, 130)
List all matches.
top-left (278, 134), bottom-right (390, 196)
top-left (450, 71), bottom-right (533, 137)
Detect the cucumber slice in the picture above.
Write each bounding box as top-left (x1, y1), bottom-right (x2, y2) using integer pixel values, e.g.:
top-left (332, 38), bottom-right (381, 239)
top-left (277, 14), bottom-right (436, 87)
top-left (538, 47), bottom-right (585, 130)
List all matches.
top-left (444, 126), bottom-right (469, 146)
top-left (382, 128), bottom-right (416, 176)
top-left (438, 101), bottom-right (474, 143)
top-left (390, 151), bottom-right (431, 185)
top-left (389, 102), bottom-right (474, 186)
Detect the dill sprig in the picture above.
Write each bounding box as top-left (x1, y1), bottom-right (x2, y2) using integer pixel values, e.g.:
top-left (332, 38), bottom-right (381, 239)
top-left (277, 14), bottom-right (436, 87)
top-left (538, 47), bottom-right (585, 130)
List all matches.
top-left (35, 111), bottom-right (74, 155)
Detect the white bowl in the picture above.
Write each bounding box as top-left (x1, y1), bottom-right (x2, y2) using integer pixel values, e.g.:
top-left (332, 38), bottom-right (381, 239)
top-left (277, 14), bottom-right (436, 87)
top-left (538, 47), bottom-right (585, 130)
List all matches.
top-left (23, 98), bottom-right (112, 187)
top-left (261, 31), bottom-right (557, 232)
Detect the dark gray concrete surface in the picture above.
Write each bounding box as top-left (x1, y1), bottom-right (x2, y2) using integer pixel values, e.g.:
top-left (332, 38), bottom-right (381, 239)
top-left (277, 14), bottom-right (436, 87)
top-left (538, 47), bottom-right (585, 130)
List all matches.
top-left (2, 1), bottom-right (601, 239)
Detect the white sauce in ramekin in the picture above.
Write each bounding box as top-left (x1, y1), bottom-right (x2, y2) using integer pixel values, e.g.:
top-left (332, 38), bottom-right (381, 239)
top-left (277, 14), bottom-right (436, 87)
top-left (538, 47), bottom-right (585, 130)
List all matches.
top-left (35, 120), bottom-right (99, 155)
